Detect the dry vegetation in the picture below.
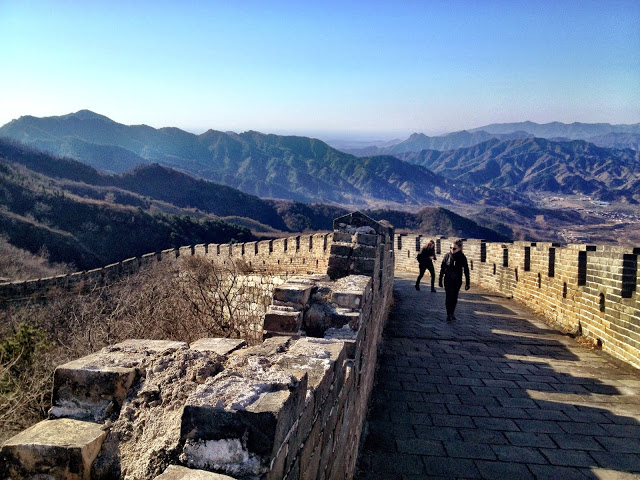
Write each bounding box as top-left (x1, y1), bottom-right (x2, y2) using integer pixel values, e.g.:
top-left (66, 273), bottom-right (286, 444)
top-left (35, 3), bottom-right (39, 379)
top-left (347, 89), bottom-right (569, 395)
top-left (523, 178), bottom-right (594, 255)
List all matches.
top-left (0, 236), bottom-right (70, 282)
top-left (0, 256), bottom-right (284, 444)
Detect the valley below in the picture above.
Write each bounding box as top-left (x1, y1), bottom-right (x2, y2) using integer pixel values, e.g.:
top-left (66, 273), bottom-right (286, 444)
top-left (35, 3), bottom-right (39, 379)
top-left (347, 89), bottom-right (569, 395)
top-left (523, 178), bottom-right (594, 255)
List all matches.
top-left (452, 194), bottom-right (640, 245)
top-left (0, 111), bottom-right (639, 277)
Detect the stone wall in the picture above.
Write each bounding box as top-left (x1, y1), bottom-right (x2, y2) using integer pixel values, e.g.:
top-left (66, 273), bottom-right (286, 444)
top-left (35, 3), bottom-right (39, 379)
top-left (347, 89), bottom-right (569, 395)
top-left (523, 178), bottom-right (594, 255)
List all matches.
top-left (395, 233), bottom-right (640, 369)
top-left (0, 233), bottom-right (332, 304)
top-left (1, 213), bottom-right (395, 480)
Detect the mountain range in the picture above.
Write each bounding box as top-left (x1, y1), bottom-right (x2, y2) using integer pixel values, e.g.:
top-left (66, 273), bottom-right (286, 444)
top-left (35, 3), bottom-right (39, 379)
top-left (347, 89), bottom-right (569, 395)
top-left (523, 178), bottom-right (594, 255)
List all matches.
top-left (468, 121), bottom-right (640, 138)
top-left (0, 111), bottom-right (519, 208)
top-left (341, 121), bottom-right (640, 156)
top-left (0, 139), bottom-right (510, 271)
top-left (1, 110), bottom-right (639, 256)
top-left (399, 137), bottom-right (640, 202)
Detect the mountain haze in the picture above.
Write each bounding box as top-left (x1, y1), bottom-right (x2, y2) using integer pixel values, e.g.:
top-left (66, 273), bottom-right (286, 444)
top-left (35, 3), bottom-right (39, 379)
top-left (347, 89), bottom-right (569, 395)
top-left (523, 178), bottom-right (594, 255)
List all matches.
top-left (0, 111), bottom-right (516, 207)
top-left (399, 138), bottom-right (640, 202)
top-left (468, 121), bottom-right (640, 139)
top-left (343, 130), bottom-right (533, 156)
top-left (340, 121), bottom-right (640, 156)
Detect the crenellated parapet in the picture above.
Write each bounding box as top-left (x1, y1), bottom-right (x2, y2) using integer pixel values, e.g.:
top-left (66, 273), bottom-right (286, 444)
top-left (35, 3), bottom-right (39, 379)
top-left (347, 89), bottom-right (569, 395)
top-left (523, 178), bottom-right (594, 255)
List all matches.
top-left (3, 217), bottom-right (639, 478)
top-left (395, 233), bottom-right (640, 369)
top-left (0, 233), bottom-right (333, 304)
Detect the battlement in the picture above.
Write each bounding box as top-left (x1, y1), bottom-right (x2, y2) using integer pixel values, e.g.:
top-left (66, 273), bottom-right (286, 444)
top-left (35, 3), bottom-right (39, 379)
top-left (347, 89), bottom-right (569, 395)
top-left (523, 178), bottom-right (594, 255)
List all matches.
top-left (395, 234), bottom-right (640, 369)
top-left (2, 219), bottom-right (639, 479)
top-left (0, 212), bottom-right (395, 480)
top-left (0, 232), bottom-right (334, 303)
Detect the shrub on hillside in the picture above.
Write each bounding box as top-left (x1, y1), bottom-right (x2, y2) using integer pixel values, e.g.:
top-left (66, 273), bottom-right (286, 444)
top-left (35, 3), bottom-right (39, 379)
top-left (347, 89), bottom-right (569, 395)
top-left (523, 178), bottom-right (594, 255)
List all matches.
top-left (0, 255), bottom-right (284, 443)
top-left (0, 236), bottom-right (70, 282)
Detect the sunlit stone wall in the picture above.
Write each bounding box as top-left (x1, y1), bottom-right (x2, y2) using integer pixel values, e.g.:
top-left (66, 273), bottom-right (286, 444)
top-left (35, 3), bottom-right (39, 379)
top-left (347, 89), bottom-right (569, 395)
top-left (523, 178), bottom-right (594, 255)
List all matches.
top-left (395, 234), bottom-right (640, 369)
top-left (0, 212), bottom-right (395, 480)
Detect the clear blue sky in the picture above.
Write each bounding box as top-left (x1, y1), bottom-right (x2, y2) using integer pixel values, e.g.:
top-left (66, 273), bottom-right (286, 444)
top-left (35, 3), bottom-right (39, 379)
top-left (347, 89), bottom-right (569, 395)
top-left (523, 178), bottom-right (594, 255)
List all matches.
top-left (1, 0), bottom-right (639, 139)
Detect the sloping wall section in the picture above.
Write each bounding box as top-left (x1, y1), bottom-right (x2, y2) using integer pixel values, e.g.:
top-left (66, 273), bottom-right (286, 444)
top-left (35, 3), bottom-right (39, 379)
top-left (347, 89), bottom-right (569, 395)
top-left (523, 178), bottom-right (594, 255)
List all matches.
top-left (1, 212), bottom-right (395, 480)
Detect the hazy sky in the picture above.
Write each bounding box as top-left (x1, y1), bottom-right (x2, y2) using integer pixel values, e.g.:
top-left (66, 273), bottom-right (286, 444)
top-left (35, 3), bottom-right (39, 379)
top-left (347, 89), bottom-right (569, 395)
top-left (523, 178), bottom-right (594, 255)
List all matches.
top-left (1, 0), bottom-right (639, 139)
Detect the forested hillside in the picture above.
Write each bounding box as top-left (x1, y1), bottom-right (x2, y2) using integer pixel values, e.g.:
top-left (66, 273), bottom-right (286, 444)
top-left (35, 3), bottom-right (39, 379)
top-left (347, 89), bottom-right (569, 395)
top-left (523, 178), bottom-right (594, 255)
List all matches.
top-left (0, 111), bottom-right (519, 207)
top-left (0, 140), bottom-right (509, 274)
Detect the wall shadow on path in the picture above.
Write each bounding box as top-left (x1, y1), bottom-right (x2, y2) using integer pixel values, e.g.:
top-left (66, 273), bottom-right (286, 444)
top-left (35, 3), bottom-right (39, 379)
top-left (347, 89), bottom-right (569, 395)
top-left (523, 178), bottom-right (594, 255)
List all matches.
top-left (355, 275), bottom-right (640, 479)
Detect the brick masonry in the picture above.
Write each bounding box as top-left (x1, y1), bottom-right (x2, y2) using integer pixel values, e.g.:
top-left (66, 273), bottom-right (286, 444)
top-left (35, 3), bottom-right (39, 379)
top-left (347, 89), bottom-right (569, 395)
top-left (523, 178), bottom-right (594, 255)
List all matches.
top-left (0, 212), bottom-right (395, 480)
top-left (2, 216), bottom-right (639, 478)
top-left (395, 234), bottom-right (640, 369)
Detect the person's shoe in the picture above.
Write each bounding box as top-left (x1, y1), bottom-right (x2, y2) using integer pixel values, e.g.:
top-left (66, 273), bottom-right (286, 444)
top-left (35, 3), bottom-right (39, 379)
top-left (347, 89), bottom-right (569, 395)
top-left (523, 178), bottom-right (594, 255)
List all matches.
top-left (447, 314), bottom-right (453, 321)
top-left (452, 314), bottom-right (457, 321)
top-left (415, 283), bottom-right (420, 291)
top-left (431, 287), bottom-right (437, 292)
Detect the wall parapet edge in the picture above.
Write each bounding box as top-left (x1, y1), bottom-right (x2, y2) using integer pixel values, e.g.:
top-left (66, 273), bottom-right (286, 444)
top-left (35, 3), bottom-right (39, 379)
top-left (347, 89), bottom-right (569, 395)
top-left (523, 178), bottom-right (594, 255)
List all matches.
top-left (0, 212), bottom-right (395, 480)
top-left (395, 233), bottom-right (640, 369)
top-left (0, 232), bottom-right (334, 304)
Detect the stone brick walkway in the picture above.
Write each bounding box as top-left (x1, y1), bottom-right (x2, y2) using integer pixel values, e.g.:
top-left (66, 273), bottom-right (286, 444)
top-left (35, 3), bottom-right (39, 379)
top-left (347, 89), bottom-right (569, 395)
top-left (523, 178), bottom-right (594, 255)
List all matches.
top-left (355, 273), bottom-right (640, 479)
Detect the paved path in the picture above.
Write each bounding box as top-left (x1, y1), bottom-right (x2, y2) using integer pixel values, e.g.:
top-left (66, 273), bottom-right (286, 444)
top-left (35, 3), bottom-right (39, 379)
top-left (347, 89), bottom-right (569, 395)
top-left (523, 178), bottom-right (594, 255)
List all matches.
top-left (355, 273), bottom-right (640, 479)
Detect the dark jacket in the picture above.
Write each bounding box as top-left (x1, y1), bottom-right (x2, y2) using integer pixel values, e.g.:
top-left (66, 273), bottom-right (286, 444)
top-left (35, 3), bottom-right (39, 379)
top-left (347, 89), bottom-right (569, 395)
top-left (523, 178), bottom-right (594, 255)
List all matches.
top-left (417, 246), bottom-right (436, 267)
top-left (439, 250), bottom-right (470, 290)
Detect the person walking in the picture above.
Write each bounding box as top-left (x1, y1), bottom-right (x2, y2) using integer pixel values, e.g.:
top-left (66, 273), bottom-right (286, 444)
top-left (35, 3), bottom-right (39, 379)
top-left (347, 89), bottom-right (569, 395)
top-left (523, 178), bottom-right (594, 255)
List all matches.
top-left (415, 240), bottom-right (437, 292)
top-left (438, 239), bottom-right (470, 321)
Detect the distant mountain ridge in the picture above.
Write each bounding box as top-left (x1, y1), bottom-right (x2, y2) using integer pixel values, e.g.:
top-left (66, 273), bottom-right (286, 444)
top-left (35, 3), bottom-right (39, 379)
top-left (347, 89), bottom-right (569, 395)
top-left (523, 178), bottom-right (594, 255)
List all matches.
top-left (399, 137), bottom-right (640, 202)
top-left (2, 111), bottom-right (638, 207)
top-left (341, 121), bottom-right (640, 156)
top-left (0, 139), bottom-right (511, 269)
top-left (0, 111), bottom-right (517, 208)
top-left (468, 120), bottom-right (640, 138)
top-left (341, 130), bottom-right (528, 156)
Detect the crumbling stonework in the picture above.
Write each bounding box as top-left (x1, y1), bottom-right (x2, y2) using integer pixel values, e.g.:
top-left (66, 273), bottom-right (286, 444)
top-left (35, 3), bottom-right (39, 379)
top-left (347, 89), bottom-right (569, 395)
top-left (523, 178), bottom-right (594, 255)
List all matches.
top-left (1, 212), bottom-right (395, 480)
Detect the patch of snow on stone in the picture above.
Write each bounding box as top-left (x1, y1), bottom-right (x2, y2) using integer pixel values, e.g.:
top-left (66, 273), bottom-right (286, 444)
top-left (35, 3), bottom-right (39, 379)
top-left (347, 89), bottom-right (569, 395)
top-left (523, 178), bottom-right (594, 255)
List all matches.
top-left (182, 438), bottom-right (267, 477)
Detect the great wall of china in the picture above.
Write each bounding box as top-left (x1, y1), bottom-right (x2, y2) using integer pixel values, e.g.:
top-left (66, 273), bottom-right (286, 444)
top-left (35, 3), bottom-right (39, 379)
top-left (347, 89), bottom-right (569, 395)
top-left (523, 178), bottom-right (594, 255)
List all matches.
top-left (1, 211), bottom-right (638, 479)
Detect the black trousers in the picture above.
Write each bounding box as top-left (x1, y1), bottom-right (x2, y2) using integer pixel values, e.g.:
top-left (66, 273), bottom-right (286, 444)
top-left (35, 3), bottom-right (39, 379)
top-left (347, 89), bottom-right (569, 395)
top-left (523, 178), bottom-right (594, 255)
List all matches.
top-left (417, 263), bottom-right (435, 288)
top-left (445, 286), bottom-right (461, 315)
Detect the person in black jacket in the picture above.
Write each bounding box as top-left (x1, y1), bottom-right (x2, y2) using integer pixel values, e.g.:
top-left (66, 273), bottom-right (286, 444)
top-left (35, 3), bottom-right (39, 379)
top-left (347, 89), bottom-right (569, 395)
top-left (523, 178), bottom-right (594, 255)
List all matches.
top-left (438, 239), bottom-right (470, 321)
top-left (416, 240), bottom-right (437, 292)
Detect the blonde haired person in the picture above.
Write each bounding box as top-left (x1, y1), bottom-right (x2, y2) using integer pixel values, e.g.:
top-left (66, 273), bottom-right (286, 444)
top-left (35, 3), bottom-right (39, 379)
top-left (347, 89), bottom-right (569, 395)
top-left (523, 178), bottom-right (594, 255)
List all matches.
top-left (438, 239), bottom-right (470, 321)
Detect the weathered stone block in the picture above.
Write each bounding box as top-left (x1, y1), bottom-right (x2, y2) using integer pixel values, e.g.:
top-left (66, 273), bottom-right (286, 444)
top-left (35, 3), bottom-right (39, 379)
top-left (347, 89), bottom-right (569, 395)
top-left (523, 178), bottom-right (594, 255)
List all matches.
top-left (274, 284), bottom-right (314, 306)
top-left (353, 258), bottom-right (376, 275)
top-left (180, 370), bottom-right (308, 478)
top-left (264, 306), bottom-right (303, 333)
top-left (190, 338), bottom-right (247, 356)
top-left (154, 465), bottom-right (236, 479)
top-left (331, 290), bottom-right (364, 309)
top-left (352, 245), bottom-right (377, 259)
top-left (51, 359), bottom-right (136, 422)
top-left (353, 232), bottom-right (378, 246)
top-left (50, 340), bottom-right (188, 421)
top-left (0, 418), bottom-right (106, 480)
top-left (327, 255), bottom-right (352, 269)
top-left (329, 244), bottom-right (353, 257)
top-left (277, 339), bottom-right (346, 407)
top-left (331, 232), bottom-right (352, 243)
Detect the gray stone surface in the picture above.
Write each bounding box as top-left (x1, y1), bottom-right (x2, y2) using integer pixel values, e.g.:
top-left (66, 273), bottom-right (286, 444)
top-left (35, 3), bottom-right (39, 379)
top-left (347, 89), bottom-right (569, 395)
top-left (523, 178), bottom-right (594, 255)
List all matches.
top-left (355, 273), bottom-right (640, 479)
top-left (154, 465), bottom-right (236, 479)
top-left (1, 418), bottom-right (106, 480)
top-left (50, 339), bottom-right (188, 422)
top-left (273, 283), bottom-right (313, 306)
top-left (264, 305), bottom-right (303, 333)
top-left (190, 338), bottom-right (247, 356)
